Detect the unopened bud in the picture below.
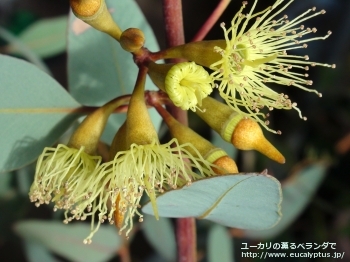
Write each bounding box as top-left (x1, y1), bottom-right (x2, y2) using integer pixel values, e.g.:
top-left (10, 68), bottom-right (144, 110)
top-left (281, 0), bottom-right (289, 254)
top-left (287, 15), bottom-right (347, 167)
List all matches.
top-left (206, 149), bottom-right (238, 174)
top-left (231, 118), bottom-right (285, 164)
top-left (69, 97), bottom-right (127, 155)
top-left (155, 104), bottom-right (238, 174)
top-left (70, 0), bottom-right (122, 41)
top-left (120, 28), bottom-right (145, 53)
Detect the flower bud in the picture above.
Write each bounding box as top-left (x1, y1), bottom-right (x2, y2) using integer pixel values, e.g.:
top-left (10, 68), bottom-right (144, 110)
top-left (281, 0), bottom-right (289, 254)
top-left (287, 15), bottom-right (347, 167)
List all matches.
top-left (70, 0), bottom-right (122, 41)
top-left (196, 96), bottom-right (285, 164)
top-left (161, 40), bottom-right (225, 68)
top-left (125, 67), bottom-right (158, 148)
top-left (155, 104), bottom-right (238, 174)
top-left (231, 118), bottom-right (285, 164)
top-left (206, 149), bottom-right (238, 175)
top-left (120, 28), bottom-right (145, 53)
top-left (109, 121), bottom-right (127, 159)
top-left (147, 61), bottom-right (172, 91)
top-left (69, 97), bottom-right (127, 155)
top-left (195, 96), bottom-right (243, 141)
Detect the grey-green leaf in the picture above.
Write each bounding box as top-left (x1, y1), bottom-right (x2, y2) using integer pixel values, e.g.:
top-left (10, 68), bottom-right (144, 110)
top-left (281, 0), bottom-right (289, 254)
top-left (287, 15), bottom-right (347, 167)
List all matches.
top-left (143, 215), bottom-right (176, 262)
top-left (67, 0), bottom-right (162, 144)
top-left (24, 240), bottom-right (58, 262)
top-left (7, 16), bottom-right (68, 58)
top-left (142, 173), bottom-right (282, 230)
top-left (244, 163), bottom-right (327, 239)
top-left (0, 55), bottom-right (81, 173)
top-left (14, 220), bottom-right (121, 262)
top-left (208, 224), bottom-right (234, 262)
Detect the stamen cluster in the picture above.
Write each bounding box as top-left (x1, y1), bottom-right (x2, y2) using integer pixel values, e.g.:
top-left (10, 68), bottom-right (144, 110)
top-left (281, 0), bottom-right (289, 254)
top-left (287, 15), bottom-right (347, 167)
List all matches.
top-left (101, 138), bottom-right (216, 236)
top-left (210, 0), bottom-right (335, 133)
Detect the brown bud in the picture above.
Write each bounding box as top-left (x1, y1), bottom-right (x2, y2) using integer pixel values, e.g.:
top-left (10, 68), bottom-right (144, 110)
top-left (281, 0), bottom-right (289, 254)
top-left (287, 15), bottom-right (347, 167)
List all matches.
top-left (231, 118), bottom-right (285, 164)
top-left (120, 28), bottom-right (145, 53)
top-left (70, 0), bottom-right (101, 17)
top-left (70, 0), bottom-right (122, 41)
top-left (212, 155), bottom-right (238, 175)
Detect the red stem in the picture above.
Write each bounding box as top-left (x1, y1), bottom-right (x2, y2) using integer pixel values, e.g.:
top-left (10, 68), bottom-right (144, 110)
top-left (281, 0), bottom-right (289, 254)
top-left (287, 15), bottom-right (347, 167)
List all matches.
top-left (162, 0), bottom-right (196, 261)
top-left (177, 218), bottom-right (196, 262)
top-left (162, 0), bottom-right (185, 48)
top-left (192, 0), bottom-right (231, 42)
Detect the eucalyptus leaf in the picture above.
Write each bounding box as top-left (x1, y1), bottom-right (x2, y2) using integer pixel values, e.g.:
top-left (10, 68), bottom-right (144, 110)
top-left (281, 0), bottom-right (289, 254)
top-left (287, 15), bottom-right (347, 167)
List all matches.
top-left (14, 220), bottom-right (121, 262)
top-left (0, 27), bottom-right (50, 73)
top-left (16, 164), bottom-right (35, 195)
top-left (208, 224), bottom-right (234, 262)
top-left (143, 215), bottom-right (176, 262)
top-left (24, 240), bottom-right (58, 262)
top-left (7, 16), bottom-right (68, 58)
top-left (0, 55), bottom-right (81, 173)
top-left (142, 173), bottom-right (282, 230)
top-left (67, 0), bottom-right (162, 144)
top-left (244, 163), bottom-right (327, 239)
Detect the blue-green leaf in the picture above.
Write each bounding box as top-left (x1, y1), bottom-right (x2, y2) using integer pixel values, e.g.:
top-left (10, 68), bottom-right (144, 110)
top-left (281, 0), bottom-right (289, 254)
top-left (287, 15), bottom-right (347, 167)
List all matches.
top-left (0, 27), bottom-right (50, 73)
top-left (7, 16), bottom-right (68, 59)
top-left (244, 162), bottom-right (327, 239)
top-left (24, 240), bottom-right (58, 262)
top-left (14, 220), bottom-right (121, 262)
top-left (0, 55), bottom-right (81, 173)
top-left (142, 173), bottom-right (282, 230)
top-left (143, 215), bottom-right (176, 262)
top-left (16, 164), bottom-right (35, 195)
top-left (67, 0), bottom-right (162, 144)
top-left (208, 225), bottom-right (234, 262)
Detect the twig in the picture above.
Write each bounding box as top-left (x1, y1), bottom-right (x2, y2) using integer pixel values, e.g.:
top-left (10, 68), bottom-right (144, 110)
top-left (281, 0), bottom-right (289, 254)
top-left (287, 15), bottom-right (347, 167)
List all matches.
top-left (162, 0), bottom-right (185, 48)
top-left (192, 0), bottom-right (231, 42)
top-left (162, 0), bottom-right (196, 261)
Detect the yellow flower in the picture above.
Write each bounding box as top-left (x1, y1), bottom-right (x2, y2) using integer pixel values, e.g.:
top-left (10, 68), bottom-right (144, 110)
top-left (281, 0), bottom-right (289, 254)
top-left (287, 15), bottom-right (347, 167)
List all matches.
top-left (165, 62), bottom-right (213, 111)
top-left (29, 144), bottom-right (114, 244)
top-left (101, 138), bottom-right (215, 236)
top-left (29, 97), bottom-right (129, 244)
top-left (210, 0), bottom-right (335, 133)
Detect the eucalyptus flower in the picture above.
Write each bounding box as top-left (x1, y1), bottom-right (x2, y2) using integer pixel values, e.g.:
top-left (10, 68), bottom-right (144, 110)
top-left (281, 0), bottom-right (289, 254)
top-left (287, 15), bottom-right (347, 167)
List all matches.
top-left (210, 0), bottom-right (335, 132)
top-left (148, 61), bottom-right (214, 111)
top-left (28, 97), bottom-right (128, 244)
top-left (28, 145), bottom-right (111, 244)
top-left (104, 138), bottom-right (215, 236)
top-left (165, 62), bottom-right (214, 111)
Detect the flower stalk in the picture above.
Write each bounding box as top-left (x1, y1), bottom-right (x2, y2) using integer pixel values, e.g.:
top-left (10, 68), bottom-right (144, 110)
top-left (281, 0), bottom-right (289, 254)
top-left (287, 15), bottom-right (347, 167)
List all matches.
top-left (162, 0), bottom-right (197, 260)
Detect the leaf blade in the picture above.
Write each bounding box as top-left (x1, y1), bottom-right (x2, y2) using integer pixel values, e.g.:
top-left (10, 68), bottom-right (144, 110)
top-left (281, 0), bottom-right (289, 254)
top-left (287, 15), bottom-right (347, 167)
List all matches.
top-left (0, 55), bottom-right (81, 173)
top-left (142, 173), bottom-right (282, 230)
top-left (243, 163), bottom-right (327, 239)
top-left (14, 220), bottom-right (121, 262)
top-left (208, 225), bottom-right (234, 262)
top-left (143, 215), bottom-right (176, 262)
top-left (8, 16), bottom-right (68, 58)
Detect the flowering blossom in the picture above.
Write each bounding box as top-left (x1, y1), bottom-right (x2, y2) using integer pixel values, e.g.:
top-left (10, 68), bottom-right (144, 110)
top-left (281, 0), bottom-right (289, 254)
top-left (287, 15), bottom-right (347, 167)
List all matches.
top-left (210, 0), bottom-right (335, 133)
top-left (165, 62), bottom-right (214, 111)
top-left (28, 144), bottom-right (114, 244)
top-left (101, 138), bottom-right (215, 236)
